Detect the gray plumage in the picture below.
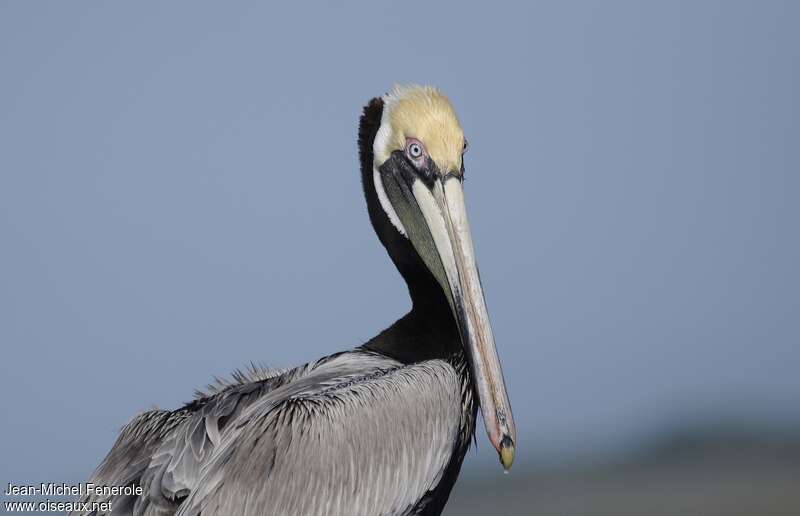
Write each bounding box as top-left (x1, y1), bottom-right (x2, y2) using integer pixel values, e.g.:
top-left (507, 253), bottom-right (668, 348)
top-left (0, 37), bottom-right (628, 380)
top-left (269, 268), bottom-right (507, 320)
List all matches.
top-left (74, 350), bottom-right (475, 516)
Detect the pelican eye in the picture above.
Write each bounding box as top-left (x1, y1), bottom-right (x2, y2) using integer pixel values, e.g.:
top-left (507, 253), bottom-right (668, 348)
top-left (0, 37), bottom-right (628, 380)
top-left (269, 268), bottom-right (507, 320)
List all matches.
top-left (463, 138), bottom-right (469, 154)
top-left (405, 139), bottom-right (425, 161)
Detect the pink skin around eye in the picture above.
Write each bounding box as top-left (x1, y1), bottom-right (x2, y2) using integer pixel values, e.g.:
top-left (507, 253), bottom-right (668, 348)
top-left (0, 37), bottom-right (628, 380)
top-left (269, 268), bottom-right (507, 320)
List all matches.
top-left (405, 137), bottom-right (428, 166)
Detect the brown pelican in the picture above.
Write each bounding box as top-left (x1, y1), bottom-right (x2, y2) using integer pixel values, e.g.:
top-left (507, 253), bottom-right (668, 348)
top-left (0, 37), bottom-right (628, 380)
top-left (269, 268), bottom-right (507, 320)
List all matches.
top-left (74, 85), bottom-right (516, 516)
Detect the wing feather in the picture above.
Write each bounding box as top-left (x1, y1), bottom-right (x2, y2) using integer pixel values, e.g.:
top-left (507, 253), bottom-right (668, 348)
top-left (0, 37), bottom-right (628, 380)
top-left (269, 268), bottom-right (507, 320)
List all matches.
top-left (178, 359), bottom-right (462, 516)
top-left (73, 351), bottom-right (463, 516)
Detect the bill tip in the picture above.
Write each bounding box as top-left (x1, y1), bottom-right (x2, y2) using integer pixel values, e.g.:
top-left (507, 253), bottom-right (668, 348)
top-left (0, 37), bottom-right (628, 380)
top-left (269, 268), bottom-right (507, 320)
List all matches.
top-left (499, 435), bottom-right (515, 471)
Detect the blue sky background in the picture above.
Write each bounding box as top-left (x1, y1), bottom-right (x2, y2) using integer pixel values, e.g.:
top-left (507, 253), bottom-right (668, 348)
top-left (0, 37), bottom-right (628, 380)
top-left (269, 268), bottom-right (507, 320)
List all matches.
top-left (1, 1), bottom-right (798, 487)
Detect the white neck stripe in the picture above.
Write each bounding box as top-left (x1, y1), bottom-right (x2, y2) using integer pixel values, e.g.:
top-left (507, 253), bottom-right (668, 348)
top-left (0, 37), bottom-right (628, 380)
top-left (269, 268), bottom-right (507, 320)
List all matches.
top-left (373, 167), bottom-right (407, 237)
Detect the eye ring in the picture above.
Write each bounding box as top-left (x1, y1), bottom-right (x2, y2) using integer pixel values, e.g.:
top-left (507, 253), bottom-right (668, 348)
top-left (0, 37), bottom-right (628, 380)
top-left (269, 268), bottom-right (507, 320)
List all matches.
top-left (462, 138), bottom-right (469, 154)
top-left (405, 138), bottom-right (425, 161)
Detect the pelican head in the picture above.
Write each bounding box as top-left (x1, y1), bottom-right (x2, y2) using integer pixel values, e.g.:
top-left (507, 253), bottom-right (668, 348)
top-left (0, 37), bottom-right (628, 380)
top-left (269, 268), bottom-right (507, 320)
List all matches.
top-left (360, 85), bottom-right (516, 470)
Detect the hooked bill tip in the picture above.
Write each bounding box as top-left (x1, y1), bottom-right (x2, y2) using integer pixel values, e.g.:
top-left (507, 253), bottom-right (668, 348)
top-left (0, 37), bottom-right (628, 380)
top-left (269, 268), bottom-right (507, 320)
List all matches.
top-left (499, 435), bottom-right (515, 471)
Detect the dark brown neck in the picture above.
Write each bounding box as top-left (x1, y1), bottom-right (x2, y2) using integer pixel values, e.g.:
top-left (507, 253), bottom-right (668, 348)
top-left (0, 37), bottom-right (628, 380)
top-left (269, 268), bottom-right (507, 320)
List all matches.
top-left (358, 96), bottom-right (463, 364)
top-left (361, 303), bottom-right (462, 365)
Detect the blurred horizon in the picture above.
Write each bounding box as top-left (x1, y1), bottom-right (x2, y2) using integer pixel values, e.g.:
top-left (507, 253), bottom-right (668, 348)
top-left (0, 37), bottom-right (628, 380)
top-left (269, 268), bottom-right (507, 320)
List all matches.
top-left (1, 2), bottom-right (798, 513)
top-left (447, 420), bottom-right (800, 515)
